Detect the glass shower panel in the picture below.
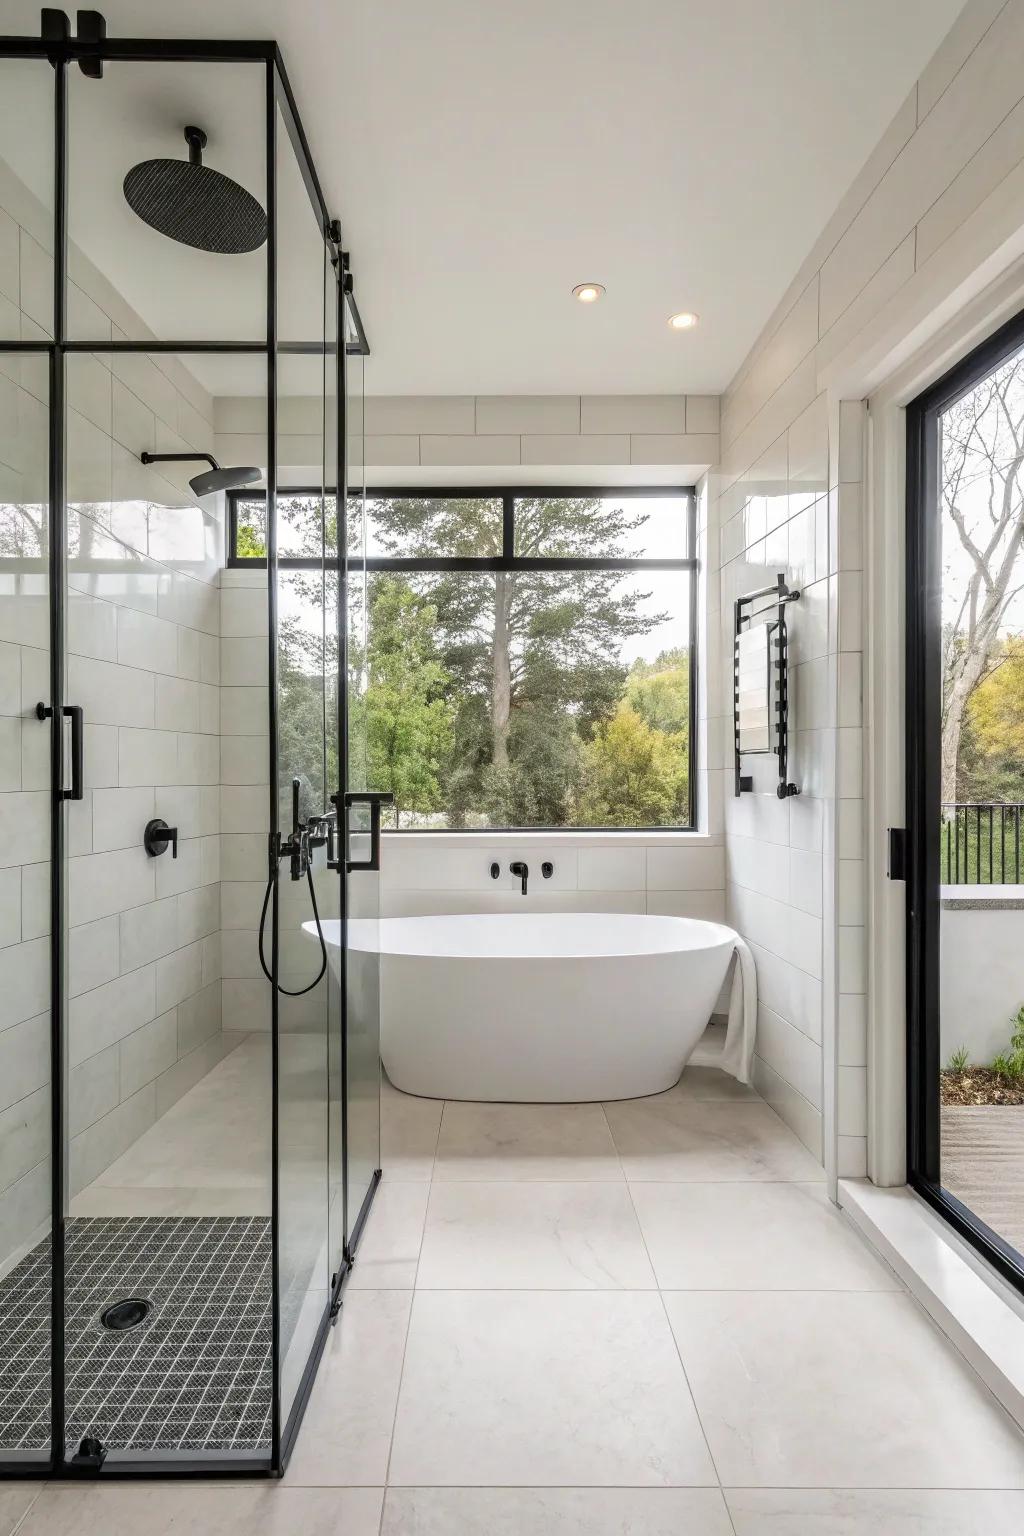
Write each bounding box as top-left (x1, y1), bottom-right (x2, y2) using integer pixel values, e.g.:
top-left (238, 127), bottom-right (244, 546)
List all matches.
top-left (0, 352), bottom-right (51, 1464)
top-left (66, 62), bottom-right (266, 342)
top-left (0, 59), bottom-right (53, 341)
top-left (343, 338), bottom-right (382, 1243)
top-left (61, 352), bottom-right (272, 1466)
top-left (272, 92), bottom-right (331, 1429)
top-left (325, 265), bottom-right (345, 1286)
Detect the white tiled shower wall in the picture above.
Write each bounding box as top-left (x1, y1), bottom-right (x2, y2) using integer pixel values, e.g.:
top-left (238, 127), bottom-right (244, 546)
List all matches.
top-left (0, 162), bottom-right (231, 1269)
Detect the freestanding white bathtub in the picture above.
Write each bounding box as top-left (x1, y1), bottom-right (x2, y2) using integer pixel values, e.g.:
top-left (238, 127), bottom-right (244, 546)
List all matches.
top-left (309, 912), bottom-right (737, 1103)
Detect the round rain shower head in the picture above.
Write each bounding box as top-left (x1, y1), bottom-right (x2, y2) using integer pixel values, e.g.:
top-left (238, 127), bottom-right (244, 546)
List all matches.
top-left (123, 125), bottom-right (267, 255)
top-left (189, 463), bottom-right (261, 498)
top-left (140, 451), bottom-right (262, 498)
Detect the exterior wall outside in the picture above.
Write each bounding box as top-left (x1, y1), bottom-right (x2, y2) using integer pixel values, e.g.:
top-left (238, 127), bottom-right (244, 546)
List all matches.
top-left (713, 0), bottom-right (1024, 1178)
top-left (0, 161), bottom-right (227, 1271)
top-left (939, 893), bottom-right (1024, 1065)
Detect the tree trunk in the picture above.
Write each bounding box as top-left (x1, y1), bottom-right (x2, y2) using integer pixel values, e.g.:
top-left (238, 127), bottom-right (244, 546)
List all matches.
top-left (491, 571), bottom-right (513, 767)
top-left (941, 687), bottom-right (968, 808)
top-left (942, 627), bottom-right (997, 804)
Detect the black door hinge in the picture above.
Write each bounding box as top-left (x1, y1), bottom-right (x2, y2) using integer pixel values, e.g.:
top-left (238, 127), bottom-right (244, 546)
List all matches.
top-left (888, 827), bottom-right (907, 880)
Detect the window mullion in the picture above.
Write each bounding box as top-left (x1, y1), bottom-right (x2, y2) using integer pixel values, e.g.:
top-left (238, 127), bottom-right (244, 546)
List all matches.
top-left (502, 493), bottom-right (514, 561)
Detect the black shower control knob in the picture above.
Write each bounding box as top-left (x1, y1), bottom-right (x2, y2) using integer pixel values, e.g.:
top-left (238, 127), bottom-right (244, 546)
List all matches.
top-left (542, 861), bottom-right (553, 878)
top-left (144, 818), bottom-right (178, 859)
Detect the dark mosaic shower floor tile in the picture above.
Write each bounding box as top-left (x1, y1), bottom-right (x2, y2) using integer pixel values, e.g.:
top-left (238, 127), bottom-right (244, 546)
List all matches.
top-left (0, 1216), bottom-right (272, 1454)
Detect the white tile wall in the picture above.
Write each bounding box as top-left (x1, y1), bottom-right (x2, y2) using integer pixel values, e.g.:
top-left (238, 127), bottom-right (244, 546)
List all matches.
top-left (380, 834), bottom-right (725, 923)
top-left (705, 0), bottom-right (1024, 1174)
top-left (0, 165), bottom-right (237, 1267)
top-left (215, 393), bottom-right (720, 478)
top-left (218, 569), bottom-right (270, 1033)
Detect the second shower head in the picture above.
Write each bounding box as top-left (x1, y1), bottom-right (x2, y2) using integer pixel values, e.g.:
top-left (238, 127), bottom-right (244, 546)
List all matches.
top-left (140, 451), bottom-right (261, 499)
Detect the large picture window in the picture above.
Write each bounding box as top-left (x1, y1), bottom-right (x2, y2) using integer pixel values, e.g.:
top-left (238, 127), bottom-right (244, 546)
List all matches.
top-left (231, 487), bottom-right (697, 830)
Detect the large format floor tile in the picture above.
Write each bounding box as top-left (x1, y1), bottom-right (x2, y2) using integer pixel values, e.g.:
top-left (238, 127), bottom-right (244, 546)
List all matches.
top-left (417, 1181), bottom-right (656, 1289)
top-left (677, 1066), bottom-right (761, 1102)
top-left (0, 1486), bottom-right (42, 1536)
top-left (630, 1182), bottom-right (900, 1290)
top-left (347, 1181), bottom-right (429, 1289)
top-left (665, 1291), bottom-right (1024, 1488)
top-left (284, 1289), bottom-right (411, 1487)
top-left (433, 1101), bottom-right (623, 1181)
top-left (382, 1488), bottom-right (734, 1535)
top-left (381, 1078), bottom-right (443, 1180)
top-left (18, 1487), bottom-right (384, 1536)
top-left (604, 1096), bottom-right (824, 1181)
top-left (389, 1289), bottom-right (716, 1486)
top-left (726, 1488), bottom-right (1024, 1534)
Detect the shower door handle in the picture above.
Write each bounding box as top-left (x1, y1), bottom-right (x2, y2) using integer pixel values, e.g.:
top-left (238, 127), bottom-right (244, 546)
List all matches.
top-left (336, 791), bottom-right (394, 873)
top-left (35, 702), bottom-right (85, 800)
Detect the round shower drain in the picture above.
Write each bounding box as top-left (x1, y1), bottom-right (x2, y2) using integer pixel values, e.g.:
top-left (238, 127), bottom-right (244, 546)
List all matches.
top-left (100, 1298), bottom-right (151, 1332)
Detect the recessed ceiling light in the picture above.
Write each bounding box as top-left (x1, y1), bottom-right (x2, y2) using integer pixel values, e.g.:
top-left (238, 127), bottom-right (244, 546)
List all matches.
top-left (572, 283), bottom-right (605, 303)
top-left (668, 310), bottom-right (699, 330)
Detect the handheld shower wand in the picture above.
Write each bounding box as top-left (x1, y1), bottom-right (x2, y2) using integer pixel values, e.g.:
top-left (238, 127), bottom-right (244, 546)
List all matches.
top-left (257, 777), bottom-right (329, 997)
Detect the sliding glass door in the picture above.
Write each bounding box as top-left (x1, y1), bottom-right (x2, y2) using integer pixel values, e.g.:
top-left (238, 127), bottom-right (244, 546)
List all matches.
top-left (341, 337), bottom-right (384, 1253)
top-left (907, 305), bottom-right (1024, 1293)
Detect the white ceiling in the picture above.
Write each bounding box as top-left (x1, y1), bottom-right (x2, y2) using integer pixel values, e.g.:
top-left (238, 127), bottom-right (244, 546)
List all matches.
top-left (0, 0), bottom-right (965, 397)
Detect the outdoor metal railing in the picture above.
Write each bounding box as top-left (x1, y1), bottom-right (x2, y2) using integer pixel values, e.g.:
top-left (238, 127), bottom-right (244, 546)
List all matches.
top-left (941, 802), bottom-right (1024, 884)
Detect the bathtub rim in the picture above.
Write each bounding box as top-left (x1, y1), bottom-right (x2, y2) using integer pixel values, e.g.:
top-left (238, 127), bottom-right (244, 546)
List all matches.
top-left (308, 911), bottom-right (737, 962)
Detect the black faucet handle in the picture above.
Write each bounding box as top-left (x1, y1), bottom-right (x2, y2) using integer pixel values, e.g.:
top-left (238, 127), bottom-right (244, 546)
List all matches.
top-left (144, 818), bottom-right (178, 859)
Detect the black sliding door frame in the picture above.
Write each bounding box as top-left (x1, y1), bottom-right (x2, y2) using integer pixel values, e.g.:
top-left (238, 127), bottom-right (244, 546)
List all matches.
top-left (0, 14), bottom-right (370, 1480)
top-left (906, 303), bottom-right (1024, 1299)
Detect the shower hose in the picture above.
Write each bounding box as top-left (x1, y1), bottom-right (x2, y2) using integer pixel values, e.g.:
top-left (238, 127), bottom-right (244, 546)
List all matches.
top-left (257, 857), bottom-right (329, 997)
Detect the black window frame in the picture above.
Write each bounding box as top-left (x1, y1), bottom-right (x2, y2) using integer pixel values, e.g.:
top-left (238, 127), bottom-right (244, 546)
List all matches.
top-left (906, 303), bottom-right (1024, 1299)
top-left (230, 484), bottom-right (700, 832)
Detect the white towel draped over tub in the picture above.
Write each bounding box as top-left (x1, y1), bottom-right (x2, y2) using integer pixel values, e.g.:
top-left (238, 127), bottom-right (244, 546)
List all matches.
top-left (687, 931), bottom-right (757, 1086)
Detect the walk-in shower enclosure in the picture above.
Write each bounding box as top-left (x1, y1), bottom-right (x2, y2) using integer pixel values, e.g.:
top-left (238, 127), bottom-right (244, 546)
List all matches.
top-left (0, 12), bottom-right (379, 1476)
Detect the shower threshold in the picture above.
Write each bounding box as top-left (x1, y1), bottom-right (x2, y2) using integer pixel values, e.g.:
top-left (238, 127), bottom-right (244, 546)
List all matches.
top-left (0, 1216), bottom-right (272, 1456)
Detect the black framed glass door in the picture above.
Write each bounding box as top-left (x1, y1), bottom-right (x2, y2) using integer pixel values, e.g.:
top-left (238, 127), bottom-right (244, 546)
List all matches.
top-left (0, 10), bottom-right (372, 1479)
top-left (907, 303), bottom-right (1024, 1295)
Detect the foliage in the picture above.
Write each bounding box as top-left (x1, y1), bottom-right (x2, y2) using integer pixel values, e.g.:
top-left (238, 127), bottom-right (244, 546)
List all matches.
top-left (263, 491), bottom-right (692, 830)
top-left (947, 1044), bottom-right (969, 1073)
top-left (362, 578), bottom-right (454, 826)
top-left (958, 635), bottom-right (1024, 802)
top-left (990, 1006), bottom-right (1024, 1083)
top-left (627, 648), bottom-right (690, 734)
top-left (276, 613), bottom-right (328, 826)
top-left (575, 700), bottom-right (689, 828)
top-left (360, 495), bottom-right (688, 828)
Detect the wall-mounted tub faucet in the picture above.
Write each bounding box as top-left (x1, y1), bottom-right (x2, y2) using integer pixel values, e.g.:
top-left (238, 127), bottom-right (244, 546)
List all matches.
top-left (510, 860), bottom-right (529, 895)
